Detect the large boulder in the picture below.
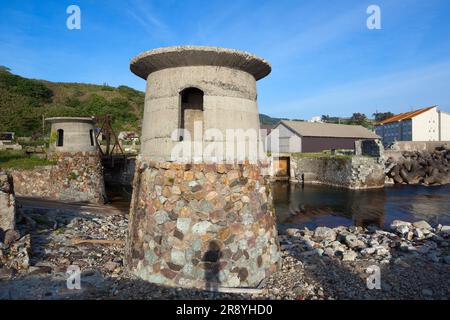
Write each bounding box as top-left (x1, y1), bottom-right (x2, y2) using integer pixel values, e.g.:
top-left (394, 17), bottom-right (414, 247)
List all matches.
top-left (412, 220), bottom-right (432, 230)
top-left (0, 172), bottom-right (16, 233)
top-left (390, 220), bottom-right (411, 235)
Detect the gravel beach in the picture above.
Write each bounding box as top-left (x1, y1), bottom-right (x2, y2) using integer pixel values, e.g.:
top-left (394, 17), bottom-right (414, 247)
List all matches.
top-left (1, 200), bottom-right (449, 300)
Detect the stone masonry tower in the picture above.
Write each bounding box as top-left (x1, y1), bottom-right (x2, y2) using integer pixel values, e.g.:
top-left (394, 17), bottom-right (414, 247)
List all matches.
top-left (126, 46), bottom-right (280, 289)
top-left (46, 117), bottom-right (98, 153)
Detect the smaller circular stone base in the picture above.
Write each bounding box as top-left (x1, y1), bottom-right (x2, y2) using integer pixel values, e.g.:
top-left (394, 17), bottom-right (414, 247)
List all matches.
top-left (125, 159), bottom-right (281, 289)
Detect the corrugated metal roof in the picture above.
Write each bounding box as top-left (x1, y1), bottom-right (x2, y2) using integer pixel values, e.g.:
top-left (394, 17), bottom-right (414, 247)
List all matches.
top-left (378, 106), bottom-right (436, 125)
top-left (279, 120), bottom-right (379, 139)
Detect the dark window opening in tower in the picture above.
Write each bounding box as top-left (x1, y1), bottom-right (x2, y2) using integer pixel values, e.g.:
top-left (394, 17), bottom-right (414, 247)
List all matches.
top-left (180, 87), bottom-right (204, 142)
top-left (89, 129), bottom-right (94, 146)
top-left (56, 129), bottom-right (64, 147)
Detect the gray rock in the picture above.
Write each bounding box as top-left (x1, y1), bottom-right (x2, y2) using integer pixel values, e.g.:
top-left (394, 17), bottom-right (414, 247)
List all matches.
top-left (323, 247), bottom-right (336, 257)
top-left (192, 221), bottom-right (212, 234)
top-left (0, 174), bottom-right (16, 232)
top-left (439, 225), bottom-right (450, 237)
top-left (4, 229), bottom-right (20, 245)
top-left (375, 247), bottom-right (390, 256)
top-left (360, 247), bottom-right (376, 256)
top-left (342, 250), bottom-right (357, 261)
top-left (396, 225), bottom-right (410, 236)
top-left (313, 248), bottom-right (324, 256)
top-left (301, 239), bottom-right (316, 251)
top-left (412, 220), bottom-right (432, 230)
top-left (154, 210), bottom-right (169, 224)
top-left (285, 228), bottom-right (301, 236)
top-left (313, 227), bottom-right (336, 241)
top-left (176, 217), bottom-right (191, 234)
top-left (390, 220), bottom-right (411, 235)
top-left (171, 249), bottom-right (186, 265)
top-left (104, 261), bottom-right (120, 272)
top-left (343, 234), bottom-right (366, 249)
top-left (414, 228), bottom-right (424, 240)
top-left (391, 220), bottom-right (412, 228)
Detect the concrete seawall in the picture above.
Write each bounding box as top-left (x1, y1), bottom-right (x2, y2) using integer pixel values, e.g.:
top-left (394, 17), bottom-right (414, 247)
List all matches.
top-left (290, 156), bottom-right (385, 189)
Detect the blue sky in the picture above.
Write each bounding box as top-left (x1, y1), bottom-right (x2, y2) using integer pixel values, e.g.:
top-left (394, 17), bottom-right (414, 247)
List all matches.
top-left (1, 0), bottom-right (450, 120)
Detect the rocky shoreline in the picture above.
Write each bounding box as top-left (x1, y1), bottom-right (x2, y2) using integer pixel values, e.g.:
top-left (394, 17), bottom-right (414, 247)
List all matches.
top-left (0, 201), bottom-right (449, 300)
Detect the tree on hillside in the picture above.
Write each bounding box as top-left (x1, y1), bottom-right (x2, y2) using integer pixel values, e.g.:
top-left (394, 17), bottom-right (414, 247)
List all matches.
top-left (321, 115), bottom-right (341, 124)
top-left (0, 66), bottom-right (11, 73)
top-left (349, 113), bottom-right (368, 126)
top-left (373, 112), bottom-right (394, 122)
top-left (321, 115), bottom-right (330, 122)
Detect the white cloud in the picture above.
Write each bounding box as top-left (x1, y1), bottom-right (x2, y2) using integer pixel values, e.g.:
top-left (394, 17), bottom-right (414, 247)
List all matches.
top-left (126, 0), bottom-right (175, 43)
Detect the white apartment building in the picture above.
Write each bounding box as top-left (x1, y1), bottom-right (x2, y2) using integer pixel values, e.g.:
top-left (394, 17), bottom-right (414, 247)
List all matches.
top-left (375, 106), bottom-right (450, 146)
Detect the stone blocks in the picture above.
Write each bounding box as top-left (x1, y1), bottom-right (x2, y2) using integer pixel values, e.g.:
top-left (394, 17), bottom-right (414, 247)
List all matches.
top-left (10, 151), bottom-right (106, 203)
top-left (125, 158), bottom-right (281, 288)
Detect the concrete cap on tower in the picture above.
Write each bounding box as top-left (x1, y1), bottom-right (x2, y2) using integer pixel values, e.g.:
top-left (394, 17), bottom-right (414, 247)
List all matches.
top-left (130, 45), bottom-right (272, 81)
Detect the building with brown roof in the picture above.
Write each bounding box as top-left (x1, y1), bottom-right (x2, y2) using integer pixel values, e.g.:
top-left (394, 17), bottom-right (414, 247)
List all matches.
top-left (266, 120), bottom-right (379, 153)
top-left (375, 106), bottom-right (450, 146)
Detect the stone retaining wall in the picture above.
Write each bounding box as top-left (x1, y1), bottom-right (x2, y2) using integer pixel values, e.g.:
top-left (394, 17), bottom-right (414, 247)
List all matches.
top-left (0, 172), bottom-right (15, 232)
top-left (125, 157), bottom-right (281, 289)
top-left (291, 156), bottom-right (385, 189)
top-left (10, 152), bottom-right (106, 203)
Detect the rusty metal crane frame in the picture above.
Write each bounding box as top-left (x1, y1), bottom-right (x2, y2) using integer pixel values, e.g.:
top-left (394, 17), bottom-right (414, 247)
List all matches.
top-left (94, 115), bottom-right (124, 157)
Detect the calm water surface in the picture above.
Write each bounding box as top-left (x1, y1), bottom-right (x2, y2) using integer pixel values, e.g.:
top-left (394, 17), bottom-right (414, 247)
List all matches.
top-left (272, 182), bottom-right (450, 230)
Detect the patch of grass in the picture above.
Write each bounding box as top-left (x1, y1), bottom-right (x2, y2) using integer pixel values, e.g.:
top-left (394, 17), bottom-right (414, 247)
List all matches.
top-left (18, 139), bottom-right (47, 147)
top-left (55, 227), bottom-right (65, 234)
top-left (68, 171), bottom-right (78, 180)
top-left (0, 150), bottom-right (56, 169)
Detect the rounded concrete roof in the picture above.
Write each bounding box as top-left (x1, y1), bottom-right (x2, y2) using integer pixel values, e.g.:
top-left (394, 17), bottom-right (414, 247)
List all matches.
top-left (130, 46), bottom-right (272, 81)
top-left (45, 117), bottom-right (95, 123)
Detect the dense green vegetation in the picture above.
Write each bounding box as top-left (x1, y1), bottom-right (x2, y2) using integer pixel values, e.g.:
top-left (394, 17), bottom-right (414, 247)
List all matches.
top-left (0, 67), bottom-right (144, 137)
top-left (259, 113), bottom-right (287, 125)
top-left (321, 112), bottom-right (393, 129)
top-left (0, 150), bottom-right (56, 169)
top-left (373, 111), bottom-right (394, 122)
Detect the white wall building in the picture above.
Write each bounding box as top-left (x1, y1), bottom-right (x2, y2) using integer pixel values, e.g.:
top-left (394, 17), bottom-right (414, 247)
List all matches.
top-left (309, 116), bottom-right (323, 123)
top-left (375, 106), bottom-right (450, 146)
top-left (266, 120), bottom-right (379, 153)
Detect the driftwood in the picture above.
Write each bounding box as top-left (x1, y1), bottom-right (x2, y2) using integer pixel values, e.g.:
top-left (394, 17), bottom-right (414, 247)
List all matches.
top-left (71, 238), bottom-right (124, 245)
top-left (386, 147), bottom-right (450, 186)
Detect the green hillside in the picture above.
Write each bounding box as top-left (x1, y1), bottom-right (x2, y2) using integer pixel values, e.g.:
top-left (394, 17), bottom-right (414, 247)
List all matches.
top-left (259, 113), bottom-right (287, 125)
top-left (0, 67), bottom-right (288, 138)
top-left (0, 67), bottom-right (144, 137)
